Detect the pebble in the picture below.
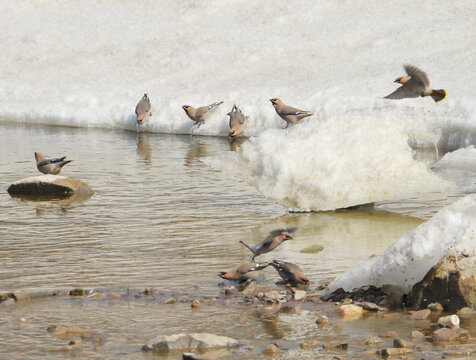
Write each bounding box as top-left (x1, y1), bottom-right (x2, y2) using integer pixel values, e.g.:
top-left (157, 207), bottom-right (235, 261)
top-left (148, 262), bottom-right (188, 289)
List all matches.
top-left (411, 330), bottom-right (425, 340)
top-left (225, 286), bottom-right (239, 296)
top-left (432, 327), bottom-right (469, 341)
top-left (409, 309), bottom-right (431, 320)
top-left (364, 336), bottom-right (382, 345)
top-left (293, 290), bottom-right (307, 301)
top-left (354, 301), bottom-right (385, 312)
top-left (378, 347), bottom-right (412, 356)
top-left (379, 331), bottom-right (399, 338)
top-left (263, 344), bottom-right (281, 355)
top-left (427, 302), bottom-right (443, 312)
top-left (437, 314), bottom-right (460, 328)
top-left (393, 338), bottom-right (412, 348)
top-left (337, 304), bottom-right (364, 319)
top-left (323, 343), bottom-right (348, 350)
top-left (48, 340), bottom-right (82, 352)
top-left (300, 341), bottom-right (318, 349)
top-left (456, 307), bottom-right (476, 319)
top-left (191, 298), bottom-right (201, 309)
top-left (164, 298), bottom-right (176, 304)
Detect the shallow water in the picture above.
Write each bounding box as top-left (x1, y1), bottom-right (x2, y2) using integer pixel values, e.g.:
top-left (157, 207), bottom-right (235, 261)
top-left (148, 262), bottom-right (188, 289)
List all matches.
top-left (1, 124), bottom-right (474, 358)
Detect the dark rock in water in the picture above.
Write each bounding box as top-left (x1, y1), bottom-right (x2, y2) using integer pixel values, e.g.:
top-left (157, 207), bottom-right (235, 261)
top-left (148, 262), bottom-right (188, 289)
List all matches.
top-left (407, 253), bottom-right (476, 312)
top-left (182, 353), bottom-right (213, 360)
top-left (7, 175), bottom-right (93, 198)
top-left (142, 333), bottom-right (239, 352)
top-left (409, 309), bottom-right (431, 320)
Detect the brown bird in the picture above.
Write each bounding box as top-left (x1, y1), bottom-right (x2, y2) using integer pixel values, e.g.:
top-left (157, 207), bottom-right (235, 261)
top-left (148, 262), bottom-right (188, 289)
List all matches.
top-left (239, 227), bottom-right (297, 260)
top-left (384, 65), bottom-right (446, 102)
top-left (270, 260), bottom-right (309, 285)
top-left (270, 98), bottom-right (314, 129)
top-left (135, 94), bottom-right (152, 124)
top-left (35, 152), bottom-right (73, 175)
top-left (218, 262), bottom-right (270, 282)
top-left (228, 104), bottom-right (246, 137)
top-left (182, 101), bottom-right (224, 127)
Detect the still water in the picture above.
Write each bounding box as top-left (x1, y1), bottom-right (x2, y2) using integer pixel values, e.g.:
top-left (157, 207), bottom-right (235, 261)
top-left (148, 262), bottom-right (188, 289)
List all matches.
top-left (0, 123), bottom-right (471, 359)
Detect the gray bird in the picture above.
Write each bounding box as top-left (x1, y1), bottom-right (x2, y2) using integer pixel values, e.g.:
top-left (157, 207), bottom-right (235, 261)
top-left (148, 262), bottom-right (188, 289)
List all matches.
top-left (239, 227), bottom-right (297, 260)
top-left (227, 104), bottom-right (246, 137)
top-left (182, 101), bottom-right (224, 127)
top-left (384, 65), bottom-right (446, 102)
top-left (270, 260), bottom-right (309, 285)
top-left (270, 98), bottom-right (314, 129)
top-left (35, 152), bottom-right (73, 175)
top-left (218, 262), bottom-right (270, 282)
top-left (135, 94), bottom-right (152, 124)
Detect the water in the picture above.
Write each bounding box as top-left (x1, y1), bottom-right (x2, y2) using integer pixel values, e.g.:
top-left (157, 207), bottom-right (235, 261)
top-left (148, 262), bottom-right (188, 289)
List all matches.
top-left (1, 0), bottom-right (475, 358)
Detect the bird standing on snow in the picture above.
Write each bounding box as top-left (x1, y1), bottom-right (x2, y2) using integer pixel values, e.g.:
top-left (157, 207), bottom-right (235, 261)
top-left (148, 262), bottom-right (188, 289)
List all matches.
top-left (35, 152), bottom-right (73, 175)
top-left (218, 262), bottom-right (270, 282)
top-left (270, 260), bottom-right (309, 285)
top-left (182, 101), bottom-right (224, 127)
top-left (384, 65), bottom-right (446, 102)
top-left (227, 104), bottom-right (246, 137)
top-left (135, 94), bottom-right (152, 124)
top-left (239, 227), bottom-right (297, 260)
top-left (270, 98), bottom-right (314, 129)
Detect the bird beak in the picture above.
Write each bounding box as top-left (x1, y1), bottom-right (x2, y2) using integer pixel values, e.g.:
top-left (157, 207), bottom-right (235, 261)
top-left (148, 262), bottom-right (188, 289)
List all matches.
top-left (284, 233), bottom-right (293, 240)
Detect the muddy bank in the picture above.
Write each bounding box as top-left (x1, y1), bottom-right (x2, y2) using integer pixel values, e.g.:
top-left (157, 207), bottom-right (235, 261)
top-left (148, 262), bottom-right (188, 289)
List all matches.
top-left (1, 285), bottom-right (475, 359)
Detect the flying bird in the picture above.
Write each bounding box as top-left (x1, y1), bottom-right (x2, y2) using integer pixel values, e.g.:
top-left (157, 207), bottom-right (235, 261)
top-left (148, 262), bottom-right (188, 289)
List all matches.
top-left (35, 152), bottom-right (73, 175)
top-left (182, 101), bottom-right (224, 127)
top-left (239, 227), bottom-right (297, 260)
top-left (270, 98), bottom-right (314, 129)
top-left (270, 260), bottom-right (309, 285)
top-left (227, 104), bottom-right (246, 137)
top-left (135, 94), bottom-right (152, 124)
top-left (218, 262), bottom-right (270, 282)
top-left (384, 65), bottom-right (446, 102)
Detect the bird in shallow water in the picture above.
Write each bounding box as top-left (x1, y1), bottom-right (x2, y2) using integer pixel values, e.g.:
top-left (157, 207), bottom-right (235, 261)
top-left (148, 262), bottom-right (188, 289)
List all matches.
top-left (35, 152), bottom-right (73, 175)
top-left (269, 98), bottom-right (314, 129)
top-left (269, 260), bottom-right (309, 285)
top-left (239, 227), bottom-right (297, 260)
top-left (182, 101), bottom-right (224, 127)
top-left (218, 262), bottom-right (270, 282)
top-left (135, 93), bottom-right (152, 124)
top-left (384, 65), bottom-right (446, 103)
top-left (227, 104), bottom-right (246, 137)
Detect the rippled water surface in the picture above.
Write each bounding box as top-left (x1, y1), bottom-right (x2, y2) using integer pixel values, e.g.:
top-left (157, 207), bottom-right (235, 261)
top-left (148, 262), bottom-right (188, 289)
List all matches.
top-left (0, 124), bottom-right (473, 359)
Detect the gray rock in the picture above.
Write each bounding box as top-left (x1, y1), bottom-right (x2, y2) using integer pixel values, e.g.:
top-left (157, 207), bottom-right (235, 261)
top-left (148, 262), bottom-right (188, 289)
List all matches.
top-left (293, 290), bottom-right (307, 301)
top-left (8, 175), bottom-right (93, 198)
top-left (142, 333), bottom-right (239, 352)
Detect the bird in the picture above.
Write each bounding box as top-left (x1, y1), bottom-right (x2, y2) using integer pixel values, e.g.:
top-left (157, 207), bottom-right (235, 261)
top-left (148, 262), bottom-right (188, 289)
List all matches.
top-left (384, 65), bottom-right (446, 103)
top-left (239, 227), bottom-right (297, 260)
top-left (227, 104), bottom-right (246, 137)
top-left (34, 152), bottom-right (73, 175)
top-left (182, 101), bottom-right (224, 127)
top-left (269, 260), bottom-right (309, 285)
top-left (270, 98), bottom-right (314, 129)
top-left (135, 94), bottom-right (152, 124)
top-left (218, 262), bottom-right (270, 282)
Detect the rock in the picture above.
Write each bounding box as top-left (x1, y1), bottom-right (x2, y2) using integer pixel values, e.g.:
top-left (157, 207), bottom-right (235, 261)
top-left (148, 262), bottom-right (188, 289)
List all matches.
top-left (437, 314), bottom-right (460, 328)
top-left (323, 343), bottom-right (348, 350)
top-left (241, 284), bottom-right (269, 297)
top-left (379, 331), bottom-right (399, 339)
top-left (293, 290), bottom-right (307, 301)
top-left (224, 286), bottom-right (239, 296)
top-left (427, 302), bottom-right (443, 312)
top-left (354, 301), bottom-right (385, 312)
top-left (0, 298), bottom-right (15, 307)
top-left (264, 291), bottom-right (285, 303)
top-left (191, 299), bottom-right (201, 309)
top-left (337, 304), bottom-right (364, 319)
top-left (393, 338), bottom-right (412, 348)
top-left (68, 288), bottom-right (86, 296)
top-left (165, 298), bottom-right (177, 304)
top-left (432, 327), bottom-right (469, 341)
top-left (47, 325), bottom-right (95, 337)
top-left (142, 333), bottom-right (239, 352)
top-left (48, 340), bottom-right (82, 352)
top-left (8, 175), bottom-right (93, 197)
top-left (379, 347), bottom-right (412, 356)
top-left (364, 336), bottom-right (382, 345)
top-left (411, 330), bottom-right (425, 340)
top-left (409, 309), bottom-right (431, 320)
top-left (300, 341), bottom-right (318, 349)
top-left (263, 344), bottom-right (281, 355)
top-left (182, 353), bottom-right (213, 360)
top-left (316, 314), bottom-right (330, 325)
top-left (272, 340), bottom-right (288, 351)
top-left (456, 307), bottom-right (476, 318)
top-left (13, 290), bottom-right (52, 301)
top-left (408, 252), bottom-right (476, 312)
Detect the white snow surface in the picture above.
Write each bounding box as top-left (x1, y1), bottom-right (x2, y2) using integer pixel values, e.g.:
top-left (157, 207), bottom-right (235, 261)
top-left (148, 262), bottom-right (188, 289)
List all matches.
top-left (13, 175), bottom-right (67, 184)
top-left (326, 194), bottom-right (476, 295)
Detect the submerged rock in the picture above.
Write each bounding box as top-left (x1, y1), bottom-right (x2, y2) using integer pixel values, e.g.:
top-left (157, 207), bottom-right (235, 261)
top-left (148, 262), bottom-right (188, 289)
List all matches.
top-left (7, 175), bottom-right (93, 198)
top-left (142, 333), bottom-right (239, 352)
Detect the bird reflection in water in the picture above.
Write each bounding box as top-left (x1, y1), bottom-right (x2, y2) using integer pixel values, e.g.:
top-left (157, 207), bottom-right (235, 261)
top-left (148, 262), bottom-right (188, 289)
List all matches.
top-left (229, 137), bottom-right (247, 152)
top-left (136, 132), bottom-right (152, 164)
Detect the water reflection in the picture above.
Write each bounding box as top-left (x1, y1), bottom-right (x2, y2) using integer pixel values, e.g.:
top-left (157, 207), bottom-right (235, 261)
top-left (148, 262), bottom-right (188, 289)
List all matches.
top-left (136, 132), bottom-right (152, 164)
top-left (229, 137), bottom-right (247, 152)
top-left (9, 192), bottom-right (93, 216)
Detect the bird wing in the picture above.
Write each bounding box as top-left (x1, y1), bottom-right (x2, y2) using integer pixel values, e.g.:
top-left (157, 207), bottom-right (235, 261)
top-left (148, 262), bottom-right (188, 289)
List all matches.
top-left (136, 98), bottom-right (151, 114)
top-left (38, 156), bottom-right (67, 166)
top-left (404, 65), bottom-right (430, 87)
top-left (384, 86), bottom-right (419, 99)
top-left (280, 105), bottom-right (308, 116)
top-left (236, 263), bottom-right (253, 274)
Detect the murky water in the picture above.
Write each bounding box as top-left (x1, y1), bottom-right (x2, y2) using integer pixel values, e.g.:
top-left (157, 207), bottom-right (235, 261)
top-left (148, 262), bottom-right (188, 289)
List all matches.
top-left (0, 124), bottom-right (474, 358)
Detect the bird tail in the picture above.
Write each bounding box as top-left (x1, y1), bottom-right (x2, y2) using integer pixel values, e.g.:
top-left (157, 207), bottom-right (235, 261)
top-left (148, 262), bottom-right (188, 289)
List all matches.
top-left (430, 89), bottom-right (446, 103)
top-left (296, 112), bottom-right (315, 120)
top-left (59, 160), bottom-right (74, 168)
